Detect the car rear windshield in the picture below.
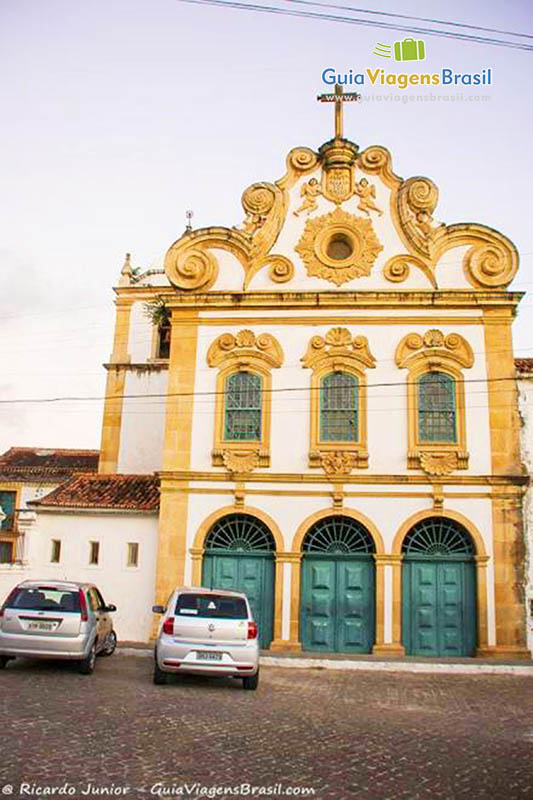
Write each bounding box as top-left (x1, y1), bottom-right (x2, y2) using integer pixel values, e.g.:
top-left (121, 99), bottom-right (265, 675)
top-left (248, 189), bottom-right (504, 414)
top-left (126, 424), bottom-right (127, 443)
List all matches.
top-left (6, 587), bottom-right (81, 613)
top-left (175, 593), bottom-right (248, 619)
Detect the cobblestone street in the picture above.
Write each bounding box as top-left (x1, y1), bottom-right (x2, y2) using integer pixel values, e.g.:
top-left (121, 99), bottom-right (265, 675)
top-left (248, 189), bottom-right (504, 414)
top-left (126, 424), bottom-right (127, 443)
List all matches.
top-left (1, 654), bottom-right (532, 800)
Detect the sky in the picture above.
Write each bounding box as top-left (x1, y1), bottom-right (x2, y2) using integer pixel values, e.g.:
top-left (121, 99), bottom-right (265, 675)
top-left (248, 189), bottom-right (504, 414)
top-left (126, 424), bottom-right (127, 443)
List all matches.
top-left (0, 0), bottom-right (532, 453)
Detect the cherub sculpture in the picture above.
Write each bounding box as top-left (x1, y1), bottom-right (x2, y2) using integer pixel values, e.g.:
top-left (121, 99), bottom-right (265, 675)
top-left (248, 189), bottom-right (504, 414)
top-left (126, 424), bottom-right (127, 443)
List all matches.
top-left (294, 178), bottom-right (322, 217)
top-left (354, 178), bottom-right (383, 217)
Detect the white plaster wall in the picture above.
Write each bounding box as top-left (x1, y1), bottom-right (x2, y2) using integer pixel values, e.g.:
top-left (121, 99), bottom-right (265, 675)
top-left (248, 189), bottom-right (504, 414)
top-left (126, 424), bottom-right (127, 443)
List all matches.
top-left (117, 371), bottom-right (168, 474)
top-left (0, 511), bottom-right (159, 643)
top-left (128, 301), bottom-right (154, 363)
top-left (189, 316), bottom-right (492, 476)
top-left (517, 376), bottom-right (533, 653)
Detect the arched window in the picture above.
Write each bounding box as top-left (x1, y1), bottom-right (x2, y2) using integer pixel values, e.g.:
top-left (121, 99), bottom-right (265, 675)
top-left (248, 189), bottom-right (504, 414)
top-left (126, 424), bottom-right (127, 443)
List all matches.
top-left (224, 372), bottom-right (262, 442)
top-left (320, 372), bottom-right (359, 442)
top-left (417, 372), bottom-right (457, 443)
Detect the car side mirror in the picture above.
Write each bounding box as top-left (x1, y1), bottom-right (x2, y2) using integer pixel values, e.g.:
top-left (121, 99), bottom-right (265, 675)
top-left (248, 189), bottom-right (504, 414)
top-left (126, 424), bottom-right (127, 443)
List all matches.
top-left (152, 605), bottom-right (165, 614)
top-left (106, 604), bottom-right (117, 612)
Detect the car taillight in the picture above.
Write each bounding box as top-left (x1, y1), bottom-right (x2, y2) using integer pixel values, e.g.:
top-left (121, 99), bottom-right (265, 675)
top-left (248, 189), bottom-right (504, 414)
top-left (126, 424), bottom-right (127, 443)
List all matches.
top-left (78, 590), bottom-right (89, 622)
top-left (247, 621), bottom-right (258, 640)
top-left (162, 617), bottom-right (174, 635)
top-left (0, 587), bottom-right (18, 618)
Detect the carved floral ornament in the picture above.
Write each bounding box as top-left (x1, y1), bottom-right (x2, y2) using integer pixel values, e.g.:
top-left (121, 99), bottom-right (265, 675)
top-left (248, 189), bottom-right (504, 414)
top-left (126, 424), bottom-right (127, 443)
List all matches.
top-left (295, 207), bottom-right (383, 286)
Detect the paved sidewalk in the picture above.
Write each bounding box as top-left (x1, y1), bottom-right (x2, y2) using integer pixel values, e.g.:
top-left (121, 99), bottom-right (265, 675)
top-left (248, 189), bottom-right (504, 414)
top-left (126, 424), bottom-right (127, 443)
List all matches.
top-left (118, 642), bottom-right (533, 675)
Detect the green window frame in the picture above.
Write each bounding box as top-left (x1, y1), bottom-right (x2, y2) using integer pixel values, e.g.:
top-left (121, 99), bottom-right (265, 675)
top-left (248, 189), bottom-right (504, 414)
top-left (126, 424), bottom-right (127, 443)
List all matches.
top-left (224, 372), bottom-right (262, 442)
top-left (0, 491), bottom-right (16, 532)
top-left (320, 372), bottom-right (359, 442)
top-left (417, 372), bottom-right (457, 443)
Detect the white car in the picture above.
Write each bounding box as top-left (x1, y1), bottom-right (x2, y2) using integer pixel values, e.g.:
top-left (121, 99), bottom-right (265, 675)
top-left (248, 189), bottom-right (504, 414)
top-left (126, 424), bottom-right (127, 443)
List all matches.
top-left (0, 580), bottom-right (117, 674)
top-left (152, 587), bottom-right (260, 690)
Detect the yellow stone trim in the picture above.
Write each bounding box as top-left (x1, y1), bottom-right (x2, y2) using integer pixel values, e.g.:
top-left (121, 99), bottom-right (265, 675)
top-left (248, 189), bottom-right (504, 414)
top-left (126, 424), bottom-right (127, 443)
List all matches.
top-left (207, 331), bottom-right (284, 470)
top-left (395, 330), bottom-right (473, 474)
top-left (160, 470), bottom-right (527, 487)
top-left (179, 316), bottom-right (484, 327)
top-left (288, 553), bottom-right (303, 647)
top-left (98, 368), bottom-right (126, 475)
top-left (98, 298), bottom-right (133, 474)
top-left (163, 290), bottom-right (523, 310)
top-left (160, 487), bottom-right (497, 500)
top-left (302, 328), bottom-right (376, 471)
top-left (153, 311), bottom-right (199, 628)
top-left (482, 310), bottom-right (528, 652)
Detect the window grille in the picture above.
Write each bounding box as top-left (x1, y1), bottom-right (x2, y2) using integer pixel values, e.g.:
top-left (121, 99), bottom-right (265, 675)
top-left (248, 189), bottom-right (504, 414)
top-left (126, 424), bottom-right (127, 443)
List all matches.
top-left (320, 372), bottom-right (358, 442)
top-left (418, 372), bottom-right (457, 443)
top-left (224, 372), bottom-right (262, 441)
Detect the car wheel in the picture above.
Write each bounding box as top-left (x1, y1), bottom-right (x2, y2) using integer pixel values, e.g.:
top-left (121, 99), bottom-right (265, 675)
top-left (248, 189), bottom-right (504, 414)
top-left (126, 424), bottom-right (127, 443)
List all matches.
top-left (99, 630), bottom-right (117, 657)
top-left (242, 671), bottom-right (259, 690)
top-left (153, 662), bottom-right (167, 685)
top-left (0, 656), bottom-right (10, 669)
top-left (79, 643), bottom-right (96, 675)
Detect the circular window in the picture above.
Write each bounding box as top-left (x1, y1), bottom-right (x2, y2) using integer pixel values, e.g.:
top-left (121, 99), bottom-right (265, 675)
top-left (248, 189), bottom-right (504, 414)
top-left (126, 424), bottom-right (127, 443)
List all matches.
top-left (326, 233), bottom-right (354, 261)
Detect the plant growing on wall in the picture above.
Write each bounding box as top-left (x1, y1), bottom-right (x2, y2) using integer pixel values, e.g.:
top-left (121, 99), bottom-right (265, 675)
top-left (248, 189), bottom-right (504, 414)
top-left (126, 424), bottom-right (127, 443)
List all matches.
top-left (143, 297), bottom-right (171, 328)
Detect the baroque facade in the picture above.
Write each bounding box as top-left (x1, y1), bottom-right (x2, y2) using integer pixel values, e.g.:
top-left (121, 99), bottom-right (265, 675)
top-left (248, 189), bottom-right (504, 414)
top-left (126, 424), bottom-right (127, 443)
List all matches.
top-left (2, 106), bottom-right (530, 655)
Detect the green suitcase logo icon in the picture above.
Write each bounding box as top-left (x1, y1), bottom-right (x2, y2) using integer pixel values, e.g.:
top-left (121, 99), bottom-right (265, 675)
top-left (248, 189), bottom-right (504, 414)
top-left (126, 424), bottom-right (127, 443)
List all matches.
top-left (394, 38), bottom-right (426, 61)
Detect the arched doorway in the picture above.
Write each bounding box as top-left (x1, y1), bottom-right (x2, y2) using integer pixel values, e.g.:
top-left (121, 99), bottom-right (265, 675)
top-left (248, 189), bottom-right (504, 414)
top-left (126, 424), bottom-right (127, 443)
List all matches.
top-left (202, 513), bottom-right (275, 648)
top-left (401, 516), bottom-right (477, 657)
top-left (300, 516), bottom-right (376, 653)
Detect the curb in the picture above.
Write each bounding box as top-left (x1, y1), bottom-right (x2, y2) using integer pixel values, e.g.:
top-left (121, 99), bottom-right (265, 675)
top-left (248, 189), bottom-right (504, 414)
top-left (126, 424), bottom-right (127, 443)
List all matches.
top-left (117, 648), bottom-right (533, 676)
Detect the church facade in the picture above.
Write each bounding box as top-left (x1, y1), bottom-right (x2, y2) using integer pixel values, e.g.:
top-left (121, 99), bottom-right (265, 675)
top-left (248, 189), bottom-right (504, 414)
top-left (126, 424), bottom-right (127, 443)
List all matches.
top-left (4, 100), bottom-right (530, 656)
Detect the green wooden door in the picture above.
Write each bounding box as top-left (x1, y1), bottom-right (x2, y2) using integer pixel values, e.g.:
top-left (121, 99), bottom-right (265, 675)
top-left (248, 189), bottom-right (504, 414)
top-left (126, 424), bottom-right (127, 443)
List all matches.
top-left (301, 555), bottom-right (375, 653)
top-left (299, 515), bottom-right (377, 654)
top-left (201, 514), bottom-right (276, 649)
top-left (401, 517), bottom-right (476, 657)
top-left (202, 553), bottom-right (274, 648)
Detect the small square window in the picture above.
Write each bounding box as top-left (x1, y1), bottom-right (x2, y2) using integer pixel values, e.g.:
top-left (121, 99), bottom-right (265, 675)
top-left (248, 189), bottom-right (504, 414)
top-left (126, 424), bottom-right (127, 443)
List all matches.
top-left (127, 542), bottom-right (139, 567)
top-left (51, 539), bottom-right (61, 563)
top-left (89, 541), bottom-right (100, 565)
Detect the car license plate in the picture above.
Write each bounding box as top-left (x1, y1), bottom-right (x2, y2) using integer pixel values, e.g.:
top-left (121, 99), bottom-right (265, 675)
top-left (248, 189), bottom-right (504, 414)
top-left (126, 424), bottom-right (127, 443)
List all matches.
top-left (196, 650), bottom-right (222, 661)
top-left (28, 621), bottom-right (56, 631)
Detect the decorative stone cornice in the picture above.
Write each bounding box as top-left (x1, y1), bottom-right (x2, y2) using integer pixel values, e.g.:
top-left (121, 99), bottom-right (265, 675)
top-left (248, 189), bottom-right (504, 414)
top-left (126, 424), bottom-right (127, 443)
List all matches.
top-left (302, 327), bottom-right (376, 372)
top-left (207, 330), bottom-right (284, 370)
top-left (395, 329), bottom-right (474, 371)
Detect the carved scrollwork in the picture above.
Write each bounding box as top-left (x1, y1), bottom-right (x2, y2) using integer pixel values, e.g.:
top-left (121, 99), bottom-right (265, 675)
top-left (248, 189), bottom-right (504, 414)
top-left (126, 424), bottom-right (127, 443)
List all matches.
top-left (287, 147), bottom-right (319, 173)
top-left (302, 327), bottom-right (376, 371)
top-left (207, 329), bottom-right (284, 370)
top-left (464, 243), bottom-right (515, 288)
top-left (166, 247), bottom-right (218, 291)
top-left (267, 255), bottom-right (294, 283)
top-left (383, 254), bottom-right (437, 288)
top-left (395, 329), bottom-right (474, 370)
top-left (221, 449), bottom-right (260, 474)
top-left (416, 451), bottom-right (469, 476)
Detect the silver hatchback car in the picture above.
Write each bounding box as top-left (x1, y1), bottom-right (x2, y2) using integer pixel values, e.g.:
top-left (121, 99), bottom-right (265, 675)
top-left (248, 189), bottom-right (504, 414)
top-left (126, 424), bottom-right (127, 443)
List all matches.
top-left (153, 587), bottom-right (260, 690)
top-left (0, 580), bottom-right (117, 674)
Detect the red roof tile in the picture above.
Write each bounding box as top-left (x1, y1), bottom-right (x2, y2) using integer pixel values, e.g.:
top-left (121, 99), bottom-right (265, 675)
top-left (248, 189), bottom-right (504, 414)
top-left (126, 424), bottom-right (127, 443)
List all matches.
top-left (0, 447), bottom-right (100, 483)
top-left (516, 358), bottom-right (533, 375)
top-left (34, 474), bottom-right (160, 511)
